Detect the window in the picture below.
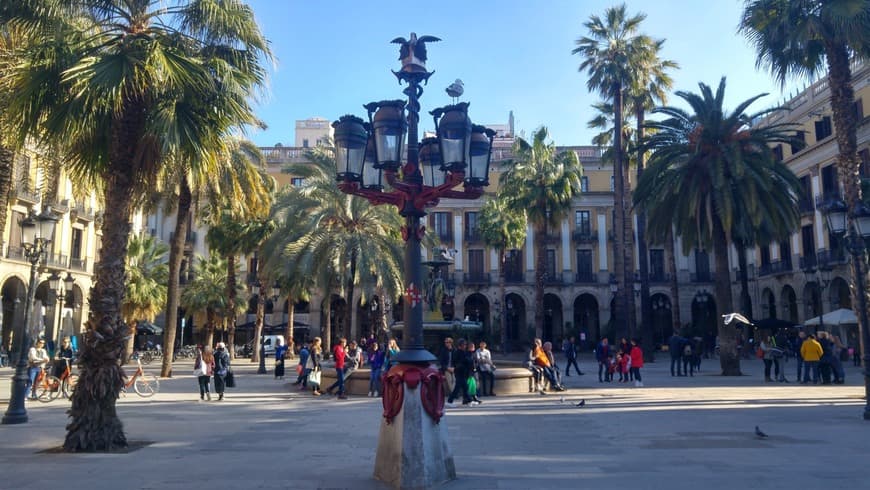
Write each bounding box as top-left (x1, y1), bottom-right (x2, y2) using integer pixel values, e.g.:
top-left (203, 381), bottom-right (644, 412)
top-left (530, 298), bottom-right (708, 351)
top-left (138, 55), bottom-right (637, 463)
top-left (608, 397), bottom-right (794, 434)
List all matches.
top-left (302, 138), bottom-right (309, 148)
top-left (650, 249), bottom-right (665, 280)
top-left (291, 177), bottom-right (305, 187)
top-left (580, 176), bottom-right (589, 192)
top-left (695, 249), bottom-right (710, 280)
top-left (574, 210), bottom-right (591, 234)
top-left (465, 212), bottom-right (480, 241)
top-left (433, 212), bottom-right (451, 242)
top-left (860, 149), bottom-right (870, 178)
top-left (504, 249), bottom-right (523, 282)
top-left (790, 131), bottom-right (805, 155)
top-left (576, 249), bottom-right (593, 274)
top-left (468, 249), bottom-right (484, 275)
top-left (780, 241), bottom-right (792, 270)
top-left (71, 228), bottom-right (83, 260)
top-left (814, 116), bottom-right (832, 141)
top-left (801, 225), bottom-right (815, 266)
top-left (821, 165), bottom-right (838, 198)
top-left (610, 176), bottom-right (615, 192)
top-left (760, 245), bottom-right (771, 267)
top-left (772, 145), bottom-right (783, 162)
top-left (546, 249), bottom-right (556, 280)
top-left (854, 98), bottom-right (864, 121)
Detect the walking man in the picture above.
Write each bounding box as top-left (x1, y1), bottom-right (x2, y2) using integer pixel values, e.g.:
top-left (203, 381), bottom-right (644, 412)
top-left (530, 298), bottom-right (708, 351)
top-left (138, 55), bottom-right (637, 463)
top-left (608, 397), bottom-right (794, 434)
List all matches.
top-left (563, 336), bottom-right (584, 376)
top-left (326, 338), bottom-right (348, 399)
top-left (668, 331), bottom-right (685, 376)
top-left (595, 337), bottom-right (610, 383)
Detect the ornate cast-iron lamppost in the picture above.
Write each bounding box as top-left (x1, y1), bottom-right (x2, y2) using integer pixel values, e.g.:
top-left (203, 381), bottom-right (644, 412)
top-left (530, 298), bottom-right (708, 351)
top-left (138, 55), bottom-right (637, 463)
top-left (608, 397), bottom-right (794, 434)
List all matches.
top-left (334, 33), bottom-right (494, 489)
top-left (820, 199), bottom-right (870, 419)
top-left (2, 208), bottom-right (59, 425)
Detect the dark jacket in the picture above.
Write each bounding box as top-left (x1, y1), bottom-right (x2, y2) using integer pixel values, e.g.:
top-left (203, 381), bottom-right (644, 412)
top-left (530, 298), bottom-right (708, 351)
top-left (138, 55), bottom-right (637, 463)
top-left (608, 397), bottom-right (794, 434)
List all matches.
top-left (214, 348), bottom-right (230, 376)
top-left (564, 341), bottom-right (577, 359)
top-left (668, 335), bottom-right (685, 358)
top-left (453, 349), bottom-right (473, 377)
top-left (595, 342), bottom-right (610, 363)
top-left (438, 346), bottom-right (454, 373)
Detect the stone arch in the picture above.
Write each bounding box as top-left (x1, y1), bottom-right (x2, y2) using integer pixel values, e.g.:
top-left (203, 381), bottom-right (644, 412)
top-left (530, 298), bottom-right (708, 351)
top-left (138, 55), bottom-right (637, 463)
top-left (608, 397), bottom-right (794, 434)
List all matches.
top-left (1, 276), bottom-right (27, 353)
top-left (650, 293), bottom-right (673, 347)
top-left (780, 285), bottom-right (798, 323)
top-left (761, 287), bottom-right (776, 319)
top-left (573, 293), bottom-right (599, 348)
top-left (504, 292), bottom-right (527, 351)
top-left (828, 276), bottom-right (851, 310)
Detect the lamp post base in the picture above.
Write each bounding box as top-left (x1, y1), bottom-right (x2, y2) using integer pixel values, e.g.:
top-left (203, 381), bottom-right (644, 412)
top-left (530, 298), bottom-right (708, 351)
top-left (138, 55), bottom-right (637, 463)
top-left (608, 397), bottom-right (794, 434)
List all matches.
top-left (2, 373), bottom-right (30, 425)
top-left (373, 364), bottom-right (455, 489)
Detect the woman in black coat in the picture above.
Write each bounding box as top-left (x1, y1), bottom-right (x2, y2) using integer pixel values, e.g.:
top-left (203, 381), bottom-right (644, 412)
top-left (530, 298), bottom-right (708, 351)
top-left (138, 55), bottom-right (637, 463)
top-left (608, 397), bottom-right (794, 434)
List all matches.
top-left (213, 342), bottom-right (230, 400)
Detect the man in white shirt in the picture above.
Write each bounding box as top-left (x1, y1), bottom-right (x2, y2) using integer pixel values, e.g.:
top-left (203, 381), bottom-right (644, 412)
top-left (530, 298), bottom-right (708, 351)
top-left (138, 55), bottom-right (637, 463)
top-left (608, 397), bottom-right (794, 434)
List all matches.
top-left (474, 340), bottom-right (496, 396)
top-left (27, 339), bottom-right (50, 399)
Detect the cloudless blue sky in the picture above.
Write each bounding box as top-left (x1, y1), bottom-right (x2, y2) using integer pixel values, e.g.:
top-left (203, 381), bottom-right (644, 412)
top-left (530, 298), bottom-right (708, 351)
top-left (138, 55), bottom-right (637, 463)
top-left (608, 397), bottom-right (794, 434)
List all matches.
top-left (246, 0), bottom-right (804, 147)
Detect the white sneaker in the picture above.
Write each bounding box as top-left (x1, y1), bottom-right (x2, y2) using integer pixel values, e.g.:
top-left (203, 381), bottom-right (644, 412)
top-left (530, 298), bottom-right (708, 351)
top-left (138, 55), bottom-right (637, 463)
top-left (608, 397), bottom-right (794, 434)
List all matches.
top-left (374, 391), bottom-right (379, 397)
top-left (446, 401), bottom-right (456, 408)
top-left (368, 391), bottom-right (373, 397)
top-left (635, 381), bottom-right (643, 387)
top-left (471, 401), bottom-right (481, 406)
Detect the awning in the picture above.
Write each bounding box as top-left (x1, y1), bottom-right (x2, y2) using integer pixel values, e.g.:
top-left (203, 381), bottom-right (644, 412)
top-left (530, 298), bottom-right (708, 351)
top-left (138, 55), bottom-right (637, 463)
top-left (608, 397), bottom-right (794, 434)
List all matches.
top-left (390, 320), bottom-right (483, 332)
top-left (804, 308), bottom-right (858, 327)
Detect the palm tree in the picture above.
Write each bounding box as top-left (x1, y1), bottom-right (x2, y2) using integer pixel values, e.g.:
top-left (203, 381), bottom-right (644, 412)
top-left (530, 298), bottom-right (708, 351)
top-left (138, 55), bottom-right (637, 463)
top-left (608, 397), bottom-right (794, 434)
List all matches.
top-left (0, 1), bottom-right (270, 451)
top-left (282, 146), bottom-right (404, 349)
top-left (478, 196), bottom-right (527, 353)
top-left (180, 254), bottom-right (244, 349)
top-left (573, 3), bottom-right (658, 340)
top-left (740, 0), bottom-right (870, 348)
top-left (634, 78), bottom-right (802, 375)
top-left (121, 234), bottom-right (168, 363)
top-left (499, 127), bottom-right (583, 340)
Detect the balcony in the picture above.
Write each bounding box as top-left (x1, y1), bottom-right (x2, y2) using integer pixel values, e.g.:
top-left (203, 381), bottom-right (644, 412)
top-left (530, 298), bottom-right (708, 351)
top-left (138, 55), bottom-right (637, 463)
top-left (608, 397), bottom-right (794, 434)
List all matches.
top-left (464, 231), bottom-right (482, 244)
top-left (69, 257), bottom-right (87, 272)
top-left (572, 229), bottom-right (597, 244)
top-left (544, 272), bottom-right (563, 286)
top-left (575, 271), bottom-right (598, 283)
top-left (798, 197), bottom-right (815, 215)
top-left (815, 191), bottom-right (842, 208)
top-left (5, 245), bottom-right (24, 261)
top-left (504, 272), bottom-right (524, 284)
top-left (463, 271), bottom-right (490, 285)
top-left (649, 272), bottom-right (670, 284)
top-left (45, 252), bottom-right (68, 269)
top-left (436, 233), bottom-right (453, 243)
top-left (690, 271), bottom-right (712, 283)
top-left (70, 203), bottom-right (96, 222)
top-left (541, 232), bottom-right (561, 244)
top-left (817, 248), bottom-right (846, 267)
top-left (14, 185), bottom-right (39, 204)
top-left (758, 260), bottom-right (792, 276)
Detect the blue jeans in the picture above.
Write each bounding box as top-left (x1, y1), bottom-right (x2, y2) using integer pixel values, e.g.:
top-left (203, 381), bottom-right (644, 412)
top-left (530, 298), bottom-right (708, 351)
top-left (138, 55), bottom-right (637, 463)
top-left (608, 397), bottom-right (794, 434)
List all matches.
top-left (27, 367), bottom-right (41, 398)
top-left (796, 356), bottom-right (804, 380)
top-left (802, 361), bottom-right (819, 383)
top-left (327, 367), bottom-right (345, 395)
top-left (670, 356), bottom-right (682, 376)
top-left (369, 367), bottom-right (382, 394)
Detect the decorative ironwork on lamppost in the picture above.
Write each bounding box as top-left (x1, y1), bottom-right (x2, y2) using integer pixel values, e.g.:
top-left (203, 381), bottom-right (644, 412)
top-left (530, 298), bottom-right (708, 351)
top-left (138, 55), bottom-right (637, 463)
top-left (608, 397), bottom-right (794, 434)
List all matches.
top-left (334, 33), bottom-right (494, 489)
top-left (819, 198), bottom-right (870, 420)
top-left (3, 208), bottom-right (59, 425)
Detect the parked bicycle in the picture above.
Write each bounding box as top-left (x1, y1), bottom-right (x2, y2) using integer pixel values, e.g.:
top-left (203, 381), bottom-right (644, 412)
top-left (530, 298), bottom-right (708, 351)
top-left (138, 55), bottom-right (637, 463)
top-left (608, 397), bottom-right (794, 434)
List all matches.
top-left (122, 356), bottom-right (160, 397)
top-left (33, 367), bottom-right (61, 402)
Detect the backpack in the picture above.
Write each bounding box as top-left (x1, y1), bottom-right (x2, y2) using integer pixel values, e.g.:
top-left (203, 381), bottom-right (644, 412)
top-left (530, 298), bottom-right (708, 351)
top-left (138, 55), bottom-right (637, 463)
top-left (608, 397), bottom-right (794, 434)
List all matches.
top-left (683, 344), bottom-right (692, 356)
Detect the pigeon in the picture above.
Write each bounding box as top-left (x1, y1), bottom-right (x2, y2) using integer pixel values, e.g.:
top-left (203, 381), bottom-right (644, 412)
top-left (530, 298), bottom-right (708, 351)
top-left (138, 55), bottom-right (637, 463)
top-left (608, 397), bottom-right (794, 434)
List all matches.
top-left (576, 399), bottom-right (586, 408)
top-left (559, 396), bottom-right (565, 404)
top-left (754, 425), bottom-right (768, 438)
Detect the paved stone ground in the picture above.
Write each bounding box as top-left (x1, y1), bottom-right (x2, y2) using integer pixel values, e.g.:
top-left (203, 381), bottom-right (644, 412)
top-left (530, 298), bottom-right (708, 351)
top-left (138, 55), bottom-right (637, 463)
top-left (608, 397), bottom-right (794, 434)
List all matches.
top-left (0, 354), bottom-right (868, 490)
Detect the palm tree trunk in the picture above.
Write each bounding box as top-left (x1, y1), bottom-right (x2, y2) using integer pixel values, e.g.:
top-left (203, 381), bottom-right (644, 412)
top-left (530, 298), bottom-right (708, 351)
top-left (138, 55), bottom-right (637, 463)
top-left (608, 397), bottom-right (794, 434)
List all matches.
top-left (500, 249), bottom-right (509, 355)
top-left (160, 175), bottom-right (192, 377)
top-left (824, 42), bottom-right (869, 362)
top-left (252, 268), bottom-right (267, 365)
top-left (635, 107), bottom-right (653, 358)
top-left (612, 83), bottom-right (629, 341)
top-left (64, 104), bottom-right (145, 452)
top-left (714, 221), bottom-right (740, 376)
top-left (736, 242), bottom-right (753, 320)
top-left (205, 307), bottom-right (215, 348)
top-left (0, 145), bottom-right (14, 250)
top-left (534, 225), bottom-right (546, 340)
top-left (346, 249), bottom-right (358, 343)
top-left (226, 254), bottom-right (237, 359)
top-left (323, 294), bottom-right (332, 353)
top-left (285, 298), bottom-right (295, 352)
top-left (665, 228), bottom-right (682, 332)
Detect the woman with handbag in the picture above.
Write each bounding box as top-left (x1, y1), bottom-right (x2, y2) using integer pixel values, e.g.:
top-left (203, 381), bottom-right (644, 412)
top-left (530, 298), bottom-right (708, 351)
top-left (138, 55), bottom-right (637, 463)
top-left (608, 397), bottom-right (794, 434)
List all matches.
top-left (194, 345), bottom-right (214, 401)
top-left (213, 342), bottom-right (230, 400)
top-left (307, 337), bottom-right (324, 396)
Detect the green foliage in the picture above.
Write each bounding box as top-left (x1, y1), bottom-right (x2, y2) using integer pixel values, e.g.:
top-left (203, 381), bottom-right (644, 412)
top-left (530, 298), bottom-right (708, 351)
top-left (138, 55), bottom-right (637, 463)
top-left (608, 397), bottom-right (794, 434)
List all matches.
top-left (180, 254), bottom-right (245, 319)
top-left (123, 234), bottom-right (169, 323)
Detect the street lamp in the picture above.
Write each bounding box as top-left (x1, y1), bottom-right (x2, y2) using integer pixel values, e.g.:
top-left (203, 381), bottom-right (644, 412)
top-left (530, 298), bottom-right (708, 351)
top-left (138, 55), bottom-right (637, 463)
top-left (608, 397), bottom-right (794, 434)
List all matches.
top-left (3, 208), bottom-right (58, 425)
top-left (820, 198), bottom-right (870, 420)
top-left (334, 33), bottom-right (494, 489)
top-left (802, 256), bottom-right (832, 334)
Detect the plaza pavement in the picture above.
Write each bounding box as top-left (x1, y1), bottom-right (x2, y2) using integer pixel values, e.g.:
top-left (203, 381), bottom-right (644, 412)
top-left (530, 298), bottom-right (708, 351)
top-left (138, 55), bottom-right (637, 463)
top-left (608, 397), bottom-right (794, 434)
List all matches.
top-left (0, 353), bottom-right (868, 490)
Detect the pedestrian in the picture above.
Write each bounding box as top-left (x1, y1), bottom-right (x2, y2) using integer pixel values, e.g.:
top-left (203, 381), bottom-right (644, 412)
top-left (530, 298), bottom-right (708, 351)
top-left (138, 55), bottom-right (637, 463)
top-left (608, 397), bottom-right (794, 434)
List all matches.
top-left (793, 331), bottom-right (807, 380)
top-left (308, 337), bottom-right (324, 396)
top-left (367, 341), bottom-right (385, 397)
top-left (466, 341), bottom-right (483, 404)
top-left (274, 337), bottom-right (288, 380)
top-left (800, 334), bottom-right (823, 384)
top-left (474, 340), bottom-right (496, 396)
top-left (629, 338), bottom-right (644, 387)
top-left (759, 334), bottom-right (777, 382)
top-left (326, 337), bottom-right (348, 399)
top-left (213, 342), bottom-right (230, 401)
top-left (681, 339), bottom-right (694, 377)
top-left (27, 339), bottom-right (50, 400)
top-left (53, 337), bottom-right (75, 378)
top-left (387, 338), bottom-right (401, 369)
top-left (563, 336), bottom-right (584, 376)
top-left (438, 337), bottom-right (455, 394)
top-left (194, 345), bottom-right (214, 401)
top-left (446, 339), bottom-right (475, 407)
top-left (595, 337), bottom-right (611, 383)
top-left (668, 331), bottom-right (684, 376)
top-left (343, 340), bottom-right (363, 392)
top-left (294, 341), bottom-right (310, 389)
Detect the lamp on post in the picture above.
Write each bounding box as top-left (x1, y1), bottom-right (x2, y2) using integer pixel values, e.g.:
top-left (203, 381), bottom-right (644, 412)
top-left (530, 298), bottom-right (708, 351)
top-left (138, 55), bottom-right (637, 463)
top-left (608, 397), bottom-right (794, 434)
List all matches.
top-left (47, 270), bottom-right (62, 348)
top-left (3, 208), bottom-right (58, 425)
top-left (334, 33), bottom-right (493, 488)
top-left (820, 198), bottom-right (870, 419)
top-left (62, 272), bottom-right (75, 342)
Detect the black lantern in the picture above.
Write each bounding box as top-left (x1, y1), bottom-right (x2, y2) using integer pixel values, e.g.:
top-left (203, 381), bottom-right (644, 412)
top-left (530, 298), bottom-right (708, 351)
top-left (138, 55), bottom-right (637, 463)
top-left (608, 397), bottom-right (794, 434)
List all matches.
top-left (371, 100), bottom-right (407, 172)
top-left (419, 137), bottom-right (446, 187)
top-left (433, 102), bottom-right (471, 172)
top-left (822, 198), bottom-right (848, 235)
top-left (467, 125), bottom-right (495, 187)
top-left (333, 115), bottom-right (368, 183)
top-left (854, 202), bottom-right (870, 240)
top-left (360, 131), bottom-right (383, 191)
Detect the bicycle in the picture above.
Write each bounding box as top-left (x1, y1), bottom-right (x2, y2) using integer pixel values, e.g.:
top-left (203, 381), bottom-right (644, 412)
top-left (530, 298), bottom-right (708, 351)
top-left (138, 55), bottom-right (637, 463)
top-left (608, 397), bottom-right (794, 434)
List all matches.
top-left (121, 356), bottom-right (159, 397)
top-left (32, 359), bottom-right (79, 402)
top-left (57, 358), bottom-right (79, 398)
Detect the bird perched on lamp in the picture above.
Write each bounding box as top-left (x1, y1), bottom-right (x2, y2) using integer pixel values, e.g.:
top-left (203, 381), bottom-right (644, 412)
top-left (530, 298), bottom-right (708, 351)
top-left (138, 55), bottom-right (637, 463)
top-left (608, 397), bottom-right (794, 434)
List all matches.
top-left (445, 79), bottom-right (464, 102)
top-left (391, 32), bottom-right (441, 73)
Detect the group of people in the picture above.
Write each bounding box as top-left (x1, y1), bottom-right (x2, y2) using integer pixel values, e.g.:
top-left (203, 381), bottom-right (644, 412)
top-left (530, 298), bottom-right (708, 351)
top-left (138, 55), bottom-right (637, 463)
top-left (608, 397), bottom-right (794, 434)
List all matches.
top-left (192, 342), bottom-right (231, 401)
top-left (668, 333), bottom-right (704, 377)
top-left (594, 337), bottom-right (645, 387)
top-left (438, 337), bottom-right (495, 407)
top-left (292, 336), bottom-right (401, 399)
top-left (792, 330), bottom-right (848, 385)
top-left (23, 337), bottom-right (75, 400)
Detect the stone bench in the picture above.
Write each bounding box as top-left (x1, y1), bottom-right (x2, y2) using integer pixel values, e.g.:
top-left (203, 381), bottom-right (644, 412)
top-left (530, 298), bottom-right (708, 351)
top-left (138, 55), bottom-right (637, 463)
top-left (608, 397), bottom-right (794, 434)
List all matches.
top-left (317, 364), bottom-right (540, 396)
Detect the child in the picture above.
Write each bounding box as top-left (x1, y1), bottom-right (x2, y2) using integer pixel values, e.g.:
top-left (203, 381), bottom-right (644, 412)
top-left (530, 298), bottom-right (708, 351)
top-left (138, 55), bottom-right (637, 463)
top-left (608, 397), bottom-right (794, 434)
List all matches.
top-left (616, 353), bottom-right (626, 382)
top-left (606, 354), bottom-right (616, 382)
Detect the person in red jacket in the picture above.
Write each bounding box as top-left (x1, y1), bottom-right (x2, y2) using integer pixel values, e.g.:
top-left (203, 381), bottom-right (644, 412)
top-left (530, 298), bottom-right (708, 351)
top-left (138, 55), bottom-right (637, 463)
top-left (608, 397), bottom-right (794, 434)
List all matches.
top-left (326, 338), bottom-right (348, 399)
top-left (629, 338), bottom-right (644, 387)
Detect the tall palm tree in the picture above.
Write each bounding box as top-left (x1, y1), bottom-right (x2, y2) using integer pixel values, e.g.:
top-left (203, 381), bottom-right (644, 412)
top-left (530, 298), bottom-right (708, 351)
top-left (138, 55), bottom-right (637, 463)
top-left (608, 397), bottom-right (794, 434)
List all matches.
top-left (573, 3), bottom-right (657, 340)
top-left (478, 196), bottom-right (527, 354)
top-left (626, 40), bottom-right (678, 357)
top-left (635, 78), bottom-right (802, 375)
top-left (499, 127), bottom-right (583, 340)
top-left (282, 146), bottom-right (404, 348)
top-left (0, 1), bottom-right (270, 451)
top-left (121, 234), bottom-right (168, 363)
top-left (740, 0), bottom-right (870, 351)
top-left (180, 254), bottom-right (244, 350)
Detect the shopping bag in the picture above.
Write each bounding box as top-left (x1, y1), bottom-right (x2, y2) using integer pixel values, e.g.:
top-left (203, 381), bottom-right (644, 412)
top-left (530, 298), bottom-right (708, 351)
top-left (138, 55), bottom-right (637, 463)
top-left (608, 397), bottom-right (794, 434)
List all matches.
top-left (225, 370), bottom-right (236, 388)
